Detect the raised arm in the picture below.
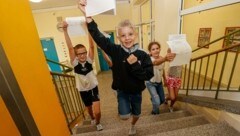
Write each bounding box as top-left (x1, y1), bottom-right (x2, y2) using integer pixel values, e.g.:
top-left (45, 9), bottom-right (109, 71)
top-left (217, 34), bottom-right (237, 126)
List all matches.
top-left (78, 0), bottom-right (93, 23)
top-left (63, 21), bottom-right (75, 63)
top-left (88, 34), bottom-right (94, 60)
top-left (101, 49), bottom-right (113, 67)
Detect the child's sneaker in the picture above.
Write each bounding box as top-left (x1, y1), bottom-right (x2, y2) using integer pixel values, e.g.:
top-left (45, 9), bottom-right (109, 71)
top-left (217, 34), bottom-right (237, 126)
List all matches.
top-left (91, 120), bottom-right (96, 125)
top-left (128, 125), bottom-right (136, 135)
top-left (169, 107), bottom-right (174, 112)
top-left (96, 123), bottom-right (103, 131)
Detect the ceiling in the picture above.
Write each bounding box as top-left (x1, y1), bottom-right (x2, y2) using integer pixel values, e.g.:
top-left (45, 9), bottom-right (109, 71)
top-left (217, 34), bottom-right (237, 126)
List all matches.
top-left (29, 0), bottom-right (129, 10)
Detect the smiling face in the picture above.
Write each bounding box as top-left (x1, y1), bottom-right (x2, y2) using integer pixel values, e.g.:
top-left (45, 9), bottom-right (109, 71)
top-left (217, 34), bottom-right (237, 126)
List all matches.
top-left (74, 44), bottom-right (87, 63)
top-left (148, 42), bottom-right (161, 58)
top-left (117, 20), bottom-right (136, 49)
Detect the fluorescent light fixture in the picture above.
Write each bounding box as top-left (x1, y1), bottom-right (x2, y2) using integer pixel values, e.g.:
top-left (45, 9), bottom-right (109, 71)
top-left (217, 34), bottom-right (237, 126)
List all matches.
top-left (30, 0), bottom-right (42, 3)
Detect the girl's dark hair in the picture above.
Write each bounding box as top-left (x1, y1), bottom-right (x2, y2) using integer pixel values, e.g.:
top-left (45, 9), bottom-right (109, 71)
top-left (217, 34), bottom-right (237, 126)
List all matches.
top-left (74, 44), bottom-right (86, 54)
top-left (148, 41), bottom-right (161, 51)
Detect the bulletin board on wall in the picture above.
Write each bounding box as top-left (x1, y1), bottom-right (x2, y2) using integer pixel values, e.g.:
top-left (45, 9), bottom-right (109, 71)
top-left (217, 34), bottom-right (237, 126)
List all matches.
top-left (222, 27), bottom-right (240, 52)
top-left (197, 28), bottom-right (212, 48)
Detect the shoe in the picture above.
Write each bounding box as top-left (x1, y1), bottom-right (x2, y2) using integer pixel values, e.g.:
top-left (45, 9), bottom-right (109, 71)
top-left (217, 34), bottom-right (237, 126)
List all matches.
top-left (91, 120), bottom-right (96, 125)
top-left (128, 125), bottom-right (136, 135)
top-left (151, 111), bottom-right (159, 115)
top-left (96, 124), bottom-right (103, 131)
top-left (169, 107), bottom-right (173, 113)
top-left (164, 100), bottom-right (168, 105)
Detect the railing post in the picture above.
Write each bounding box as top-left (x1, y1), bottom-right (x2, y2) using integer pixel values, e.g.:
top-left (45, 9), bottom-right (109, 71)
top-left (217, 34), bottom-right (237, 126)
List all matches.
top-left (215, 51), bottom-right (228, 99)
top-left (186, 61), bottom-right (192, 96)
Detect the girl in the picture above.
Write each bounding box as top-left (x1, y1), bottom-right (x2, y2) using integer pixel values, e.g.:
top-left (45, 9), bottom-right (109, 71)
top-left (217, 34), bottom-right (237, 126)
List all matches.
top-left (165, 49), bottom-right (182, 112)
top-left (146, 42), bottom-right (175, 115)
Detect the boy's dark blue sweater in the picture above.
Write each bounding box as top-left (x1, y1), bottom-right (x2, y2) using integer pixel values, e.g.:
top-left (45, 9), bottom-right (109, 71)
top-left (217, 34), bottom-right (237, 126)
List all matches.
top-left (87, 20), bottom-right (153, 94)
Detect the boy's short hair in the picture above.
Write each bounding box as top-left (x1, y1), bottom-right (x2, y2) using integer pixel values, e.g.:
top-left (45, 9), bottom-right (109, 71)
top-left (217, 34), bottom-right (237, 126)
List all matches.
top-left (74, 44), bottom-right (86, 54)
top-left (148, 41), bottom-right (161, 51)
top-left (117, 19), bottom-right (135, 34)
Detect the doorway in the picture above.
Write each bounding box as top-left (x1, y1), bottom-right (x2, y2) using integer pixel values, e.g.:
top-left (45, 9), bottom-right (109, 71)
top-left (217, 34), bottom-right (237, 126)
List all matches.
top-left (40, 38), bottom-right (62, 73)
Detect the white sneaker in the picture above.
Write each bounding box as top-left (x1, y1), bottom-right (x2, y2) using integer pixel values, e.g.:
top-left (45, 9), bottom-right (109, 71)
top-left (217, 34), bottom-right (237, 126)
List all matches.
top-left (128, 126), bottom-right (136, 135)
top-left (96, 124), bottom-right (103, 131)
top-left (91, 120), bottom-right (96, 125)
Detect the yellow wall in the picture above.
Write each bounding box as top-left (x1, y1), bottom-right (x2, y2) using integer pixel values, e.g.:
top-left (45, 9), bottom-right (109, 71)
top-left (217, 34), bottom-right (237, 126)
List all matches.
top-left (183, 0), bottom-right (214, 9)
top-left (0, 1), bottom-right (70, 135)
top-left (0, 97), bottom-right (20, 136)
top-left (182, 3), bottom-right (240, 86)
top-left (33, 3), bottom-right (131, 73)
top-left (153, 0), bottom-right (180, 57)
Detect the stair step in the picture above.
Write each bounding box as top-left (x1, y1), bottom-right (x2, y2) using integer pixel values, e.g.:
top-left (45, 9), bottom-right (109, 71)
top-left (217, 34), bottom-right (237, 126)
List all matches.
top-left (101, 110), bottom-right (191, 128)
top-left (75, 114), bottom-right (209, 136)
top-left (150, 122), bottom-right (240, 136)
top-left (75, 110), bottom-right (190, 133)
top-left (100, 103), bottom-right (177, 119)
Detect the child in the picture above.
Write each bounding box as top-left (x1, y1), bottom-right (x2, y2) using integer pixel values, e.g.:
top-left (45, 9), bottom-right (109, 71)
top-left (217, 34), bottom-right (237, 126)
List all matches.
top-left (146, 42), bottom-right (175, 115)
top-left (78, 1), bottom-right (154, 135)
top-left (62, 21), bottom-right (103, 131)
top-left (165, 49), bottom-right (182, 112)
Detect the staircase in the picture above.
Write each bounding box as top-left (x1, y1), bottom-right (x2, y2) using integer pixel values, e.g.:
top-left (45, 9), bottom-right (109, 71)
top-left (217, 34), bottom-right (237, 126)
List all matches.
top-left (72, 71), bottom-right (240, 136)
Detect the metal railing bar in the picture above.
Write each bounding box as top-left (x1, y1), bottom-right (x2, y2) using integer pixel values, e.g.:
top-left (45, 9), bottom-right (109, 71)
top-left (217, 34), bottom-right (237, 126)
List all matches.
top-left (192, 43), bottom-right (240, 61)
top-left (46, 59), bottom-right (73, 70)
top-left (50, 71), bottom-right (74, 77)
top-left (215, 51), bottom-right (228, 99)
top-left (186, 62), bottom-right (192, 96)
top-left (197, 58), bottom-right (203, 89)
top-left (192, 29), bottom-right (240, 52)
top-left (68, 77), bottom-right (80, 116)
top-left (192, 61), bottom-right (197, 89)
top-left (58, 76), bottom-right (73, 122)
top-left (210, 53), bottom-right (218, 90)
top-left (62, 76), bottom-right (77, 120)
top-left (182, 64), bottom-right (187, 89)
top-left (66, 77), bottom-right (79, 118)
top-left (227, 52), bottom-right (239, 91)
top-left (51, 75), bottom-right (70, 125)
top-left (203, 56), bottom-right (210, 90)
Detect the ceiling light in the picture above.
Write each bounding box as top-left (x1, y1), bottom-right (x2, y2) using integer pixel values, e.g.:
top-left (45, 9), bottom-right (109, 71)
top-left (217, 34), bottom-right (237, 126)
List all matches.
top-left (30, 0), bottom-right (42, 3)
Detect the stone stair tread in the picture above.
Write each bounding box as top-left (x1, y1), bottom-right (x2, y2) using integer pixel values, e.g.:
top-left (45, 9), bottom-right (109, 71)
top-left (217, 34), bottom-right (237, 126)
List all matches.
top-left (101, 110), bottom-right (191, 126)
top-left (101, 104), bottom-right (178, 119)
top-left (75, 114), bottom-right (209, 136)
top-left (75, 110), bottom-right (190, 130)
top-left (150, 121), bottom-right (240, 136)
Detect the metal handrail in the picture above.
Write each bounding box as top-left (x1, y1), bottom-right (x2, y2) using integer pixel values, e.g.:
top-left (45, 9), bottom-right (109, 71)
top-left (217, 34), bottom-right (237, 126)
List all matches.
top-left (46, 59), bottom-right (85, 134)
top-left (182, 30), bottom-right (240, 99)
top-left (192, 29), bottom-right (240, 52)
top-left (46, 59), bottom-right (73, 74)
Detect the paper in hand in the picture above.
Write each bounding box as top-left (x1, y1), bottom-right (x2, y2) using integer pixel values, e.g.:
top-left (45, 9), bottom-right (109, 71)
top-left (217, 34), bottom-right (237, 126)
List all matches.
top-left (85, 0), bottom-right (116, 17)
top-left (65, 16), bottom-right (87, 37)
top-left (167, 34), bottom-right (192, 67)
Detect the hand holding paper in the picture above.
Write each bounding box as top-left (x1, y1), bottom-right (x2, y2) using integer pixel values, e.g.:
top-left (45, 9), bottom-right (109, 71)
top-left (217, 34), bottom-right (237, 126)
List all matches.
top-left (166, 34), bottom-right (192, 67)
top-left (65, 16), bottom-right (87, 37)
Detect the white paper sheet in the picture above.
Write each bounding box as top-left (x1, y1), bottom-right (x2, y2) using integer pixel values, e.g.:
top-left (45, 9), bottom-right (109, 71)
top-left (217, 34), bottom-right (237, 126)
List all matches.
top-left (167, 34), bottom-right (192, 66)
top-left (169, 52), bottom-right (191, 67)
top-left (65, 16), bottom-right (87, 37)
top-left (166, 40), bottom-right (192, 54)
top-left (85, 0), bottom-right (116, 17)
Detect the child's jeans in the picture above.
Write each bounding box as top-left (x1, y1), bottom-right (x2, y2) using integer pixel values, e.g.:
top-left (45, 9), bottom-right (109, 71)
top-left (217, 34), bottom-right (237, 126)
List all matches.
top-left (117, 90), bottom-right (142, 119)
top-left (145, 81), bottom-right (165, 114)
